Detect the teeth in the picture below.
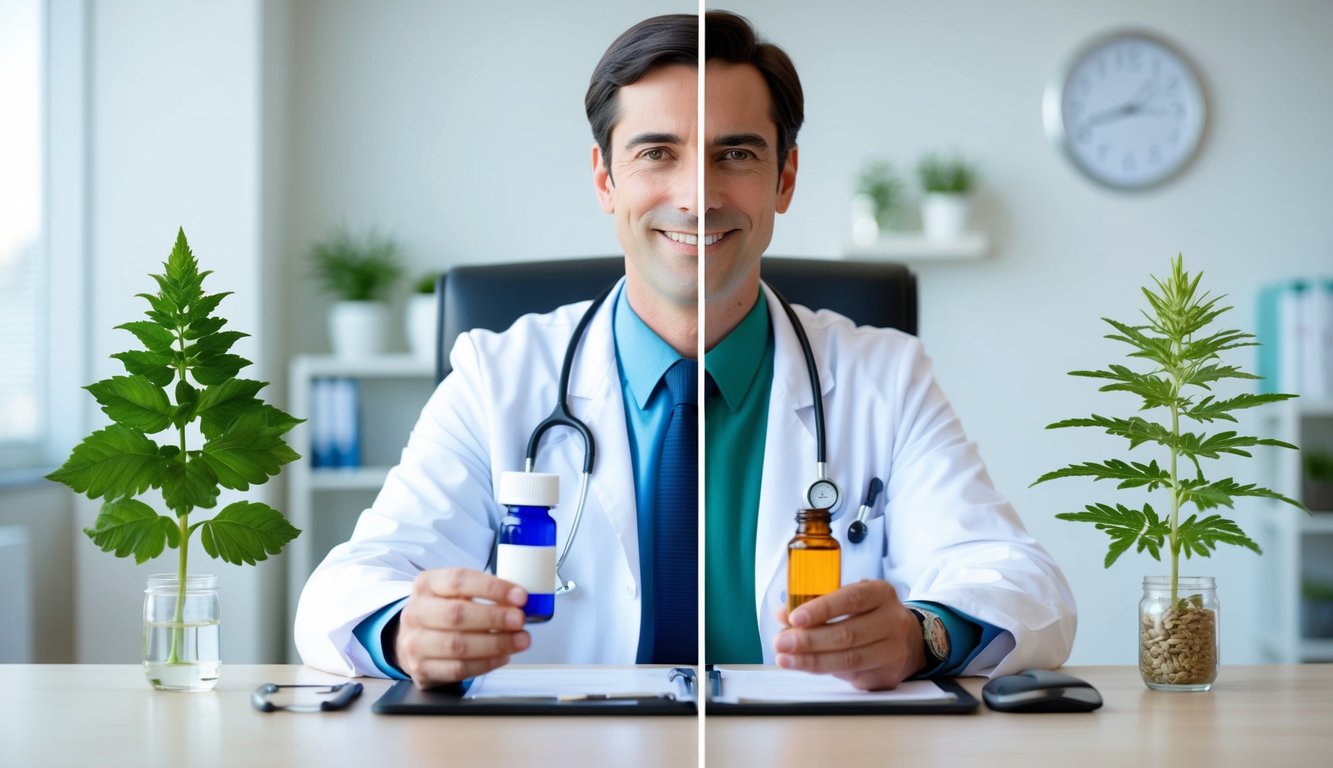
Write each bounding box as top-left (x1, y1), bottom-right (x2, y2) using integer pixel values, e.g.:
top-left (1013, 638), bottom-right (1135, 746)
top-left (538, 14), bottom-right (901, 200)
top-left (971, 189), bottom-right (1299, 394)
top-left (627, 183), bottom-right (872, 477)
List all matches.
top-left (662, 231), bottom-right (727, 246)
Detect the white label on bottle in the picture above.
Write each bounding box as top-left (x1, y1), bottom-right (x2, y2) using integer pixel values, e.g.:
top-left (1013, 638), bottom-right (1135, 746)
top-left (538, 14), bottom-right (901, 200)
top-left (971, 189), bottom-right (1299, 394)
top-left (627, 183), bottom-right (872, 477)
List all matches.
top-left (495, 544), bottom-right (556, 596)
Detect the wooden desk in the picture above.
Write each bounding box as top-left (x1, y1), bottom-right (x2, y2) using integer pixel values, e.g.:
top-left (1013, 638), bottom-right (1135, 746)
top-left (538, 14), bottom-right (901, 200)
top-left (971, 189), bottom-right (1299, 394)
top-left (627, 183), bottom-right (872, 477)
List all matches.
top-left (707, 665), bottom-right (1333, 767)
top-left (0, 664), bottom-right (697, 768)
top-left (2, 664), bottom-right (1328, 767)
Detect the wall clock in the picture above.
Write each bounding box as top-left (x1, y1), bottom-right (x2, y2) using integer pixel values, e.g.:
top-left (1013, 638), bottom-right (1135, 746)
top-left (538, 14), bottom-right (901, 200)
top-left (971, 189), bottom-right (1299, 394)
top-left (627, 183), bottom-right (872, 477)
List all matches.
top-left (1044, 29), bottom-right (1207, 191)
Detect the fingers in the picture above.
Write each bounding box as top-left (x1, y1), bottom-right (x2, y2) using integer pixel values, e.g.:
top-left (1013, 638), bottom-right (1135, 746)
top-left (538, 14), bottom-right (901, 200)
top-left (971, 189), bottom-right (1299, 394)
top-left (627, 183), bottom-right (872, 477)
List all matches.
top-left (785, 580), bottom-right (899, 627)
top-left (775, 610), bottom-right (879, 655)
top-left (412, 655), bottom-right (514, 690)
top-left (406, 589), bottom-right (526, 633)
top-left (415, 567), bottom-right (527, 606)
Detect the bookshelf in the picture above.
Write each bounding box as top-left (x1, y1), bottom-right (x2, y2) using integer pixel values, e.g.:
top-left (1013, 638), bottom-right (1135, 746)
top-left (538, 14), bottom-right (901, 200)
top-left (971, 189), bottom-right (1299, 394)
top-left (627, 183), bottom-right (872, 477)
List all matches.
top-left (1259, 400), bottom-right (1333, 662)
top-left (284, 354), bottom-right (435, 661)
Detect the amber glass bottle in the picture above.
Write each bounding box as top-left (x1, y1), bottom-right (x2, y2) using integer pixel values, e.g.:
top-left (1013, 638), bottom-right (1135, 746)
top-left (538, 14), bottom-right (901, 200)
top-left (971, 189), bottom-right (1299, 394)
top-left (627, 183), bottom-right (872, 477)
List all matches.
top-left (787, 508), bottom-right (841, 613)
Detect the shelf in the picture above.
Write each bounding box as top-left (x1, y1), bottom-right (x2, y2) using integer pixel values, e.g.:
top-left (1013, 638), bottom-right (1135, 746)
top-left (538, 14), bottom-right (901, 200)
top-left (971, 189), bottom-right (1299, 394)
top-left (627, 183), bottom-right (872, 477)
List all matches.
top-left (1299, 638), bottom-right (1333, 661)
top-left (1298, 513), bottom-right (1333, 534)
top-left (292, 354), bottom-right (434, 379)
top-left (309, 466), bottom-right (392, 491)
top-left (841, 232), bottom-right (989, 262)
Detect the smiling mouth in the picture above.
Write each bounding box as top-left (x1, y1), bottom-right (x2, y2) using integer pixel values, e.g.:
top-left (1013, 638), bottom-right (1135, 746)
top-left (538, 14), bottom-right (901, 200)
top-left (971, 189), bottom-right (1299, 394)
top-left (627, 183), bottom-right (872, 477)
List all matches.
top-left (661, 231), bottom-right (728, 246)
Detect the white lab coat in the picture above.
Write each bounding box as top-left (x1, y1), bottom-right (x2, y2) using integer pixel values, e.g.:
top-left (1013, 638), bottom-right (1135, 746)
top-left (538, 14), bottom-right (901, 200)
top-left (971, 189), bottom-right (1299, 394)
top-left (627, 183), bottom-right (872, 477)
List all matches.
top-left (752, 284), bottom-right (1076, 675)
top-left (295, 282), bottom-right (644, 676)
top-left (295, 279), bottom-right (1076, 678)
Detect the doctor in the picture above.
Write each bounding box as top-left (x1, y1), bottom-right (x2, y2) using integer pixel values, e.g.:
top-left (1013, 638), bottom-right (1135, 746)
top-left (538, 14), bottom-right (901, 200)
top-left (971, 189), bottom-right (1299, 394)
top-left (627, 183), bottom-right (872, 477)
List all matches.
top-left (700, 11), bottom-right (1077, 691)
top-left (294, 14), bottom-right (704, 687)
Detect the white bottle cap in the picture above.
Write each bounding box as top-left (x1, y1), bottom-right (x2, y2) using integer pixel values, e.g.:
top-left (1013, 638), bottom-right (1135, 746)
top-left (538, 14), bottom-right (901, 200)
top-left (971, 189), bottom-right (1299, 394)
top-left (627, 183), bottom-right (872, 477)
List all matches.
top-left (497, 471), bottom-right (559, 507)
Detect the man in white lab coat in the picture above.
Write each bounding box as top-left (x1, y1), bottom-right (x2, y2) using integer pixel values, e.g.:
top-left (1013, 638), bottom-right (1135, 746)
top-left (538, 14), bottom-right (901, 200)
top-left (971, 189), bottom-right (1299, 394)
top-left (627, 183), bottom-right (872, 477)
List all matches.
top-left (295, 15), bottom-right (707, 686)
top-left (700, 11), bottom-right (1076, 690)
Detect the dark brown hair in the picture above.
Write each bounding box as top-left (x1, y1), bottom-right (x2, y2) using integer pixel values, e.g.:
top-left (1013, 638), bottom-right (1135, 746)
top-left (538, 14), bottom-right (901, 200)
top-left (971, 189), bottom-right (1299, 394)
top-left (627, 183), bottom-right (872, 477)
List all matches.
top-left (705, 11), bottom-right (804, 175)
top-left (585, 14), bottom-right (698, 181)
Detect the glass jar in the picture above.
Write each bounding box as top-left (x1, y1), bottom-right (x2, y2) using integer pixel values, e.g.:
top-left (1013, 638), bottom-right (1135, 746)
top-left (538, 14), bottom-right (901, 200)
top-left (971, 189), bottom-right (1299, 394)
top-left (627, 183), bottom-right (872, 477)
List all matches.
top-left (787, 508), bottom-right (841, 613)
top-left (143, 574), bottom-right (221, 692)
top-left (1139, 575), bottom-right (1218, 691)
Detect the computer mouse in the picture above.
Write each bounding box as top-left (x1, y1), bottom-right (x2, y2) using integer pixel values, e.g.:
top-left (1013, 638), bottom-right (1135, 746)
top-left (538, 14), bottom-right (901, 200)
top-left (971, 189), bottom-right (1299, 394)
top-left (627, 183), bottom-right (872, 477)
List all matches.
top-left (981, 669), bottom-right (1103, 713)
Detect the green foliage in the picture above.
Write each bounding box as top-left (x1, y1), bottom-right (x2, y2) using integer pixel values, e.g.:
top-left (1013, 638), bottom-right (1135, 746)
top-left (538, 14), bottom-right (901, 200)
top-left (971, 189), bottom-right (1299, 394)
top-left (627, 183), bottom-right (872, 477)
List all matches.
top-left (1306, 450), bottom-right (1333, 482)
top-left (415, 272), bottom-right (441, 294)
top-left (1032, 254), bottom-right (1301, 596)
top-left (47, 228), bottom-right (301, 570)
top-left (917, 152), bottom-right (977, 194)
top-left (856, 159), bottom-right (905, 228)
top-left (309, 226), bottom-right (403, 302)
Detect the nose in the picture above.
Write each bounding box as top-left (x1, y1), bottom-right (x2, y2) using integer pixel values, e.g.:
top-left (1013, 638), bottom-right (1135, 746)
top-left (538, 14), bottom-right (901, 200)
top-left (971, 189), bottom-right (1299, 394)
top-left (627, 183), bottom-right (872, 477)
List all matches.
top-left (674, 150), bottom-right (699, 216)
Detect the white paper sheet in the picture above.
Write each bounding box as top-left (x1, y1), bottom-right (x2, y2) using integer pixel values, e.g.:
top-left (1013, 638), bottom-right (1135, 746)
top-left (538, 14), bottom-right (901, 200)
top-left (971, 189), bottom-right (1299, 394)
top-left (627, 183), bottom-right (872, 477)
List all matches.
top-left (463, 667), bottom-right (679, 700)
top-left (713, 667), bottom-right (956, 704)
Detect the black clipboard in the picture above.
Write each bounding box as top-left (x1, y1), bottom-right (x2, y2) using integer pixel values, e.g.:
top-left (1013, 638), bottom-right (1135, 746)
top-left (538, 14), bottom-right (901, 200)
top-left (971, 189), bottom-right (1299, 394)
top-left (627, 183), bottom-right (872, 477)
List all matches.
top-left (372, 667), bottom-right (698, 716)
top-left (703, 668), bottom-right (979, 716)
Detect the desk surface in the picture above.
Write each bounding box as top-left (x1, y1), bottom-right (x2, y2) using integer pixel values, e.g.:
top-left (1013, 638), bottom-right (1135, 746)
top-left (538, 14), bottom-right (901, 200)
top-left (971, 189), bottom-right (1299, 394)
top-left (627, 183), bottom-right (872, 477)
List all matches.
top-left (0, 664), bottom-right (696, 768)
top-left (1, 664), bottom-right (1328, 768)
top-left (708, 664), bottom-right (1333, 767)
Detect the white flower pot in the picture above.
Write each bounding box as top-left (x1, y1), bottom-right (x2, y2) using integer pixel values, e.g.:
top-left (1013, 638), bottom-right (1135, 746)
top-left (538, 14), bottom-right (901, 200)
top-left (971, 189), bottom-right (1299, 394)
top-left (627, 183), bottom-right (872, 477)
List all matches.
top-left (406, 293), bottom-right (439, 363)
top-left (921, 193), bottom-right (971, 241)
top-left (850, 193), bottom-right (880, 246)
top-left (328, 301), bottom-right (390, 358)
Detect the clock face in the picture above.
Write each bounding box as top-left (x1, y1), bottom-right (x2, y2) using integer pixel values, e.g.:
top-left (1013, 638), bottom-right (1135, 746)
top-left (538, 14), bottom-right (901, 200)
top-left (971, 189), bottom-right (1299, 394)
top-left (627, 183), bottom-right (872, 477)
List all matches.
top-left (1045, 30), bottom-right (1207, 190)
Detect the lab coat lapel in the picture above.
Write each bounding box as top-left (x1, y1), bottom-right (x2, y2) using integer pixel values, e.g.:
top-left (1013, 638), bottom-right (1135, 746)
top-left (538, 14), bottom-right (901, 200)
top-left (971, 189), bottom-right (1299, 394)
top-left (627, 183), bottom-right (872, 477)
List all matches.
top-left (567, 281), bottom-right (640, 582)
top-left (753, 284), bottom-right (835, 623)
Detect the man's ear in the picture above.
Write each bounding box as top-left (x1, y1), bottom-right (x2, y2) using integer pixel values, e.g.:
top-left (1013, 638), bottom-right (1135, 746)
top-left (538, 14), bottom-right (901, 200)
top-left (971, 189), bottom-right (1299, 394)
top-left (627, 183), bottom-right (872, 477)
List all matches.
top-left (776, 145), bottom-right (798, 214)
top-left (592, 143), bottom-right (615, 214)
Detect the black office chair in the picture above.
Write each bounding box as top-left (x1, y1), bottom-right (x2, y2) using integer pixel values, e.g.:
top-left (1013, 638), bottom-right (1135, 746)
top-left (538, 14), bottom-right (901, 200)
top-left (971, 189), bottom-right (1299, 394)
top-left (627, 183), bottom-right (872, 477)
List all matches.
top-left (434, 256), bottom-right (917, 383)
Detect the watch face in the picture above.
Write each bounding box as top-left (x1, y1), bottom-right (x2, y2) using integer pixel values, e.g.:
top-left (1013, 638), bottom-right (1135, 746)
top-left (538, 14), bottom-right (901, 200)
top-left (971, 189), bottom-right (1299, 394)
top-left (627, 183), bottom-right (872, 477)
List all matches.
top-left (1045, 30), bottom-right (1207, 190)
top-left (807, 479), bottom-right (839, 511)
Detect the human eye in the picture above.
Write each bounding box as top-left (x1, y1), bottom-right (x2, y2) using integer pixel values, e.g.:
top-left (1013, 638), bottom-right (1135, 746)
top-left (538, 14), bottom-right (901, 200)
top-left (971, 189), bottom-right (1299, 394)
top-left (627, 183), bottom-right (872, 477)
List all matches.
top-left (639, 147), bottom-right (671, 162)
top-left (720, 148), bottom-right (756, 162)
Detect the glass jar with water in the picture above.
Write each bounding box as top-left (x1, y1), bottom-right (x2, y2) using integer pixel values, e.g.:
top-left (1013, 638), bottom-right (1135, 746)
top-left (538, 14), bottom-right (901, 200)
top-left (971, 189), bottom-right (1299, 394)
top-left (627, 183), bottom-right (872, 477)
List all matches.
top-left (143, 574), bottom-right (220, 691)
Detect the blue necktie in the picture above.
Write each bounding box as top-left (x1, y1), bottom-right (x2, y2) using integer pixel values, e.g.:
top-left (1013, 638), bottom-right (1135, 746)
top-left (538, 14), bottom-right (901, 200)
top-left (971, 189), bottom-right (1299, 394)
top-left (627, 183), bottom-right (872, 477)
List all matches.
top-left (644, 358), bottom-right (698, 664)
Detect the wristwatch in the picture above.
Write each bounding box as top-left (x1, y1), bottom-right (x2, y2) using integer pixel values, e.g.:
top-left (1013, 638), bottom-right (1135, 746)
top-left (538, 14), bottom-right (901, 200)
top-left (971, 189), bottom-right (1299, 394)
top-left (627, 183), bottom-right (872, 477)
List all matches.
top-left (910, 607), bottom-right (951, 669)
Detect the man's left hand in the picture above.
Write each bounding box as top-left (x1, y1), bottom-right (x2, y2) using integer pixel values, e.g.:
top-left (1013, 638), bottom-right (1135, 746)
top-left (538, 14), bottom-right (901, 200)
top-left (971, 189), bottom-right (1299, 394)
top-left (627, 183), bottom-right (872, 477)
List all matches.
top-left (773, 579), bottom-right (926, 691)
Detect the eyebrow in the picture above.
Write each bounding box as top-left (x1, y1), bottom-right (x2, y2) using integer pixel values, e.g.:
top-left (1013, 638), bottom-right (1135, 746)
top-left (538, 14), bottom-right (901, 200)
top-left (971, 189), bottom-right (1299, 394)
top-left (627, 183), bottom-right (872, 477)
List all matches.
top-left (714, 133), bottom-right (769, 150)
top-left (623, 132), bottom-right (684, 150)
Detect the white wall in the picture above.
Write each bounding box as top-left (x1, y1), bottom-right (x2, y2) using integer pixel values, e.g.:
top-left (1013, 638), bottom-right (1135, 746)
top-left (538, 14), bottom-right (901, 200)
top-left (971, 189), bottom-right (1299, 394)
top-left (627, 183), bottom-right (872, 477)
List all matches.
top-left (724, 0), bottom-right (1333, 663)
top-left (280, 0), bottom-right (694, 358)
top-left (81, 0), bottom-right (282, 664)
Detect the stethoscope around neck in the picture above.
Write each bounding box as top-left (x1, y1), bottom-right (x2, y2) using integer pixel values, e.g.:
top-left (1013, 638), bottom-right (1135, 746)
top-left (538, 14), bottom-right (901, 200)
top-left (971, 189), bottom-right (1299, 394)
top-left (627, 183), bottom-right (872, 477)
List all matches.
top-left (520, 281), bottom-right (881, 596)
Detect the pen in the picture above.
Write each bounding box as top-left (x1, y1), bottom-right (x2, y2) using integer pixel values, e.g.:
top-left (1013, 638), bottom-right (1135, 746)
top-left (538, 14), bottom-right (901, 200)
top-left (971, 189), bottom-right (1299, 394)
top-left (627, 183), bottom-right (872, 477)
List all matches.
top-left (556, 692), bottom-right (674, 702)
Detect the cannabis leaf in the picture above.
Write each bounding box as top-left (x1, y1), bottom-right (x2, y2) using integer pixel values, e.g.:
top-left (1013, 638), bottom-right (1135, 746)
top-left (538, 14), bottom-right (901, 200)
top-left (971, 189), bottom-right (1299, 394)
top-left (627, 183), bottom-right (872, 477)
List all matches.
top-left (1032, 254), bottom-right (1302, 601)
top-left (47, 228), bottom-right (302, 572)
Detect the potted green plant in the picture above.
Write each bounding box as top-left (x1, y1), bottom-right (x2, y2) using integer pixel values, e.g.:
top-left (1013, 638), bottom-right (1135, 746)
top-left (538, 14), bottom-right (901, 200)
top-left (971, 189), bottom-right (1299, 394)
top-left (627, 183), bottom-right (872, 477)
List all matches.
top-left (1303, 450), bottom-right (1333, 511)
top-left (406, 271), bottom-right (442, 363)
top-left (851, 159), bottom-right (904, 245)
top-left (47, 229), bottom-right (301, 691)
top-left (916, 152), bottom-right (977, 241)
top-left (1032, 255), bottom-right (1302, 691)
top-left (310, 226), bottom-right (404, 357)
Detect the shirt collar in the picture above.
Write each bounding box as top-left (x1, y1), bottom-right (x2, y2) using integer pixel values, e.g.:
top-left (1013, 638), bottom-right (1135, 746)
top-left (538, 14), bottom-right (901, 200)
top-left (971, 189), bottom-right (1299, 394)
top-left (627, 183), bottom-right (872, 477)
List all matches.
top-left (613, 285), bottom-right (684, 409)
top-left (704, 291), bottom-right (771, 412)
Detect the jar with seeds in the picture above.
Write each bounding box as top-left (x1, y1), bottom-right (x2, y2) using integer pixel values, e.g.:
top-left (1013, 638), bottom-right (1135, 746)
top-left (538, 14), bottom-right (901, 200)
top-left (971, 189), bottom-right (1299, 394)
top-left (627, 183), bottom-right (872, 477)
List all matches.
top-left (1139, 576), bottom-right (1218, 691)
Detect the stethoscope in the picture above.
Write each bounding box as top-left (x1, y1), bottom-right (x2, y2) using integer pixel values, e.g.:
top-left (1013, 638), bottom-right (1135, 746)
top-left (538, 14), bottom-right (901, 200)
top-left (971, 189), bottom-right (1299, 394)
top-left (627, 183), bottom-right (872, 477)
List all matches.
top-left (522, 282), bottom-right (883, 596)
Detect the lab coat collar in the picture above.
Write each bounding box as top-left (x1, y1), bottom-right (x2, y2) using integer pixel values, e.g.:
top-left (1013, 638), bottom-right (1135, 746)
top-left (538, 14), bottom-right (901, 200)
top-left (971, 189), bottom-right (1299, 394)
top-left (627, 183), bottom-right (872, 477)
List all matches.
top-left (568, 278), bottom-right (624, 403)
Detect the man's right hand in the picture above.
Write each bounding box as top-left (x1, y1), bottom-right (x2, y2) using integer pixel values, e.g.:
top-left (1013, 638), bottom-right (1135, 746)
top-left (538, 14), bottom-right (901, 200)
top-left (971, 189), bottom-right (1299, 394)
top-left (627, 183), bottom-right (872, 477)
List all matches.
top-left (391, 567), bottom-right (532, 689)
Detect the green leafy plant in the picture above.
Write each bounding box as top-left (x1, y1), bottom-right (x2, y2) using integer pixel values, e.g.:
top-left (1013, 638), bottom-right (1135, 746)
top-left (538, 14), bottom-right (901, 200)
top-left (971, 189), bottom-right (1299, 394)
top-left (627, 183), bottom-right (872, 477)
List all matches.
top-left (917, 152), bottom-right (976, 194)
top-left (856, 159), bottom-right (904, 228)
top-left (47, 228), bottom-right (301, 663)
top-left (1032, 255), bottom-right (1302, 603)
top-left (1305, 450), bottom-right (1333, 482)
top-left (310, 226), bottom-right (403, 302)
top-left (414, 272), bottom-right (441, 295)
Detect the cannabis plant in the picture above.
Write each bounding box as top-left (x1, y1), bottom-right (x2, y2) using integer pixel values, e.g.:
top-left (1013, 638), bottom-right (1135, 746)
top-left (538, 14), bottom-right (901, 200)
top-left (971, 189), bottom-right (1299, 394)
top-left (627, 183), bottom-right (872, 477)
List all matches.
top-left (1032, 255), bottom-right (1301, 603)
top-left (47, 229), bottom-right (301, 662)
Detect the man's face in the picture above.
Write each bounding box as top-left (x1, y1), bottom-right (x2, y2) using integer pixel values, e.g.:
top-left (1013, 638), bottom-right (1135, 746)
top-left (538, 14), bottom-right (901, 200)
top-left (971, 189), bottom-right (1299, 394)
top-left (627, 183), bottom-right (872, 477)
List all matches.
top-left (593, 64), bottom-right (699, 312)
top-left (703, 60), bottom-right (797, 308)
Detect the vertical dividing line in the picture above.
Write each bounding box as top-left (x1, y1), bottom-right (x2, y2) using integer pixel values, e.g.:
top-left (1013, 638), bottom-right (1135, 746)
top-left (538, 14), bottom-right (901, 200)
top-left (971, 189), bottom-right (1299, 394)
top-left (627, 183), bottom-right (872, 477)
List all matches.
top-left (695, 1), bottom-right (707, 761)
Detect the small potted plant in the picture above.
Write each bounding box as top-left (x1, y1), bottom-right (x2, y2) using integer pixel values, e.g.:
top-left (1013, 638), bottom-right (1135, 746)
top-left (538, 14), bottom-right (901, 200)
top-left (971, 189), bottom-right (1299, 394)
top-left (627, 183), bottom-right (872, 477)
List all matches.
top-left (47, 229), bottom-right (301, 691)
top-left (916, 152), bottom-right (977, 240)
top-left (850, 159), bottom-right (904, 245)
top-left (1033, 254), bottom-right (1302, 691)
top-left (1303, 450), bottom-right (1333, 511)
top-left (406, 271), bottom-right (442, 363)
top-left (310, 227), bottom-right (404, 357)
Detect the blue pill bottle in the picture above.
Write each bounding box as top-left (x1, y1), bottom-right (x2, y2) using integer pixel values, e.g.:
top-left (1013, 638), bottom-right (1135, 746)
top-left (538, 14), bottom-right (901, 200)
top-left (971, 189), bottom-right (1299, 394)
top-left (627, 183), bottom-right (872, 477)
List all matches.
top-left (495, 471), bottom-right (559, 623)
